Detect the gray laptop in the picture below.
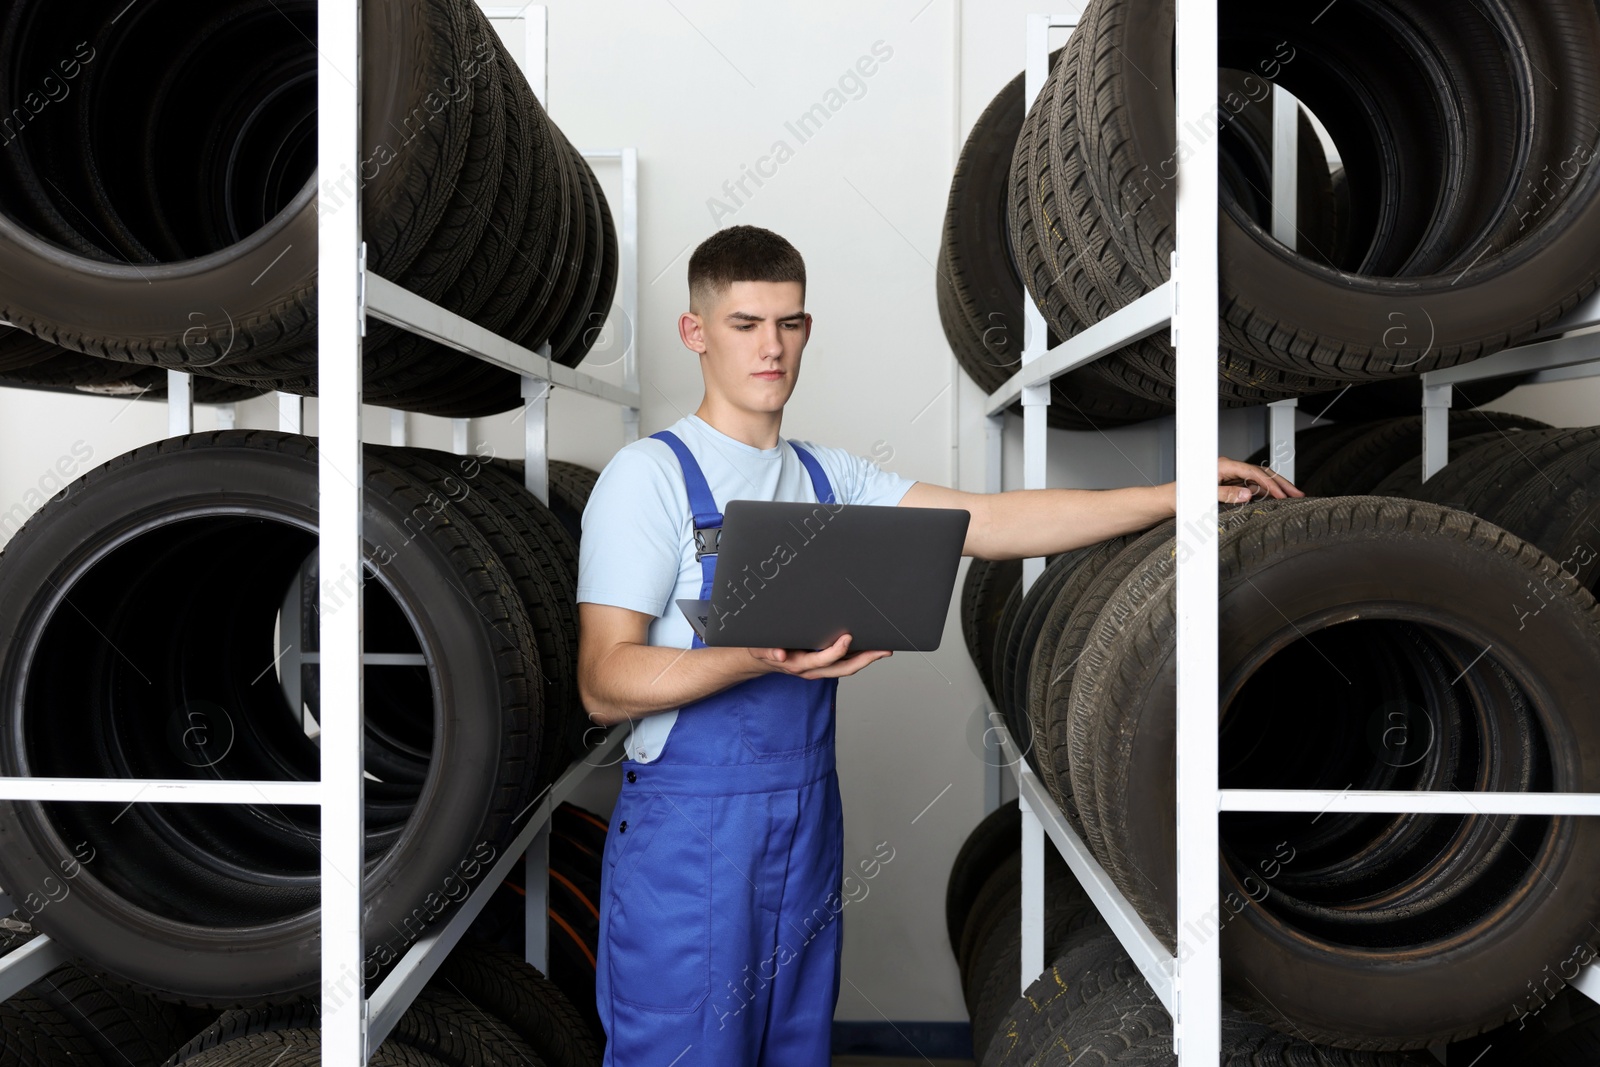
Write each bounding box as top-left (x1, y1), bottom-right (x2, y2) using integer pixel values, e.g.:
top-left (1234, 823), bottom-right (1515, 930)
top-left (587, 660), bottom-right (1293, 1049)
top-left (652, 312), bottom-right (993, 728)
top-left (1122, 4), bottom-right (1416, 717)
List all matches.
top-left (675, 499), bottom-right (970, 652)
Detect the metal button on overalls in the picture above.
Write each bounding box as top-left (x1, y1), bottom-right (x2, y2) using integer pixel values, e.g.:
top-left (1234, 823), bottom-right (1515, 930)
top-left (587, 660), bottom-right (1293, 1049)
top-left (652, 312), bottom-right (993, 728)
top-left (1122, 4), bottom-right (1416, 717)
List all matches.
top-left (595, 430), bottom-right (846, 1067)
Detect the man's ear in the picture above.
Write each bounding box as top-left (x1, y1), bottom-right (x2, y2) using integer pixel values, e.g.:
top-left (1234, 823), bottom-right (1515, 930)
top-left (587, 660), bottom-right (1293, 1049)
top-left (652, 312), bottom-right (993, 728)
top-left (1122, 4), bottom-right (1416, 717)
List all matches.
top-left (679, 310), bottom-right (706, 354)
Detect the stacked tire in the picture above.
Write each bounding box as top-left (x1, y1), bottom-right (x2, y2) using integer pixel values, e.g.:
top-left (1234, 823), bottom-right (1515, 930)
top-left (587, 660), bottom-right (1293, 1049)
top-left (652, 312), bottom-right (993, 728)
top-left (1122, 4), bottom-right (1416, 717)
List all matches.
top-left (1244, 410), bottom-right (1553, 498)
top-left (1252, 415), bottom-right (1600, 609)
top-left (467, 800), bottom-right (610, 1047)
top-left (1326, 420), bottom-right (1600, 605)
top-left (984, 935), bottom-right (1435, 1066)
top-left (970, 0), bottom-right (1600, 420)
top-left (0, 926), bottom-right (214, 1066)
top-left (0, 329), bottom-right (267, 403)
top-left (945, 800), bottom-right (1104, 1062)
top-left (946, 803), bottom-right (1434, 1064)
top-left (0, 0), bottom-right (617, 415)
top-left (544, 802), bottom-right (607, 1044)
top-left (937, 54), bottom-right (1171, 430)
top-left (979, 927), bottom-right (1446, 1062)
top-left (1450, 986), bottom-right (1600, 1066)
top-left (163, 939), bottom-right (600, 1067)
top-left (961, 496), bottom-right (1600, 1049)
top-left (0, 432), bottom-right (600, 1006)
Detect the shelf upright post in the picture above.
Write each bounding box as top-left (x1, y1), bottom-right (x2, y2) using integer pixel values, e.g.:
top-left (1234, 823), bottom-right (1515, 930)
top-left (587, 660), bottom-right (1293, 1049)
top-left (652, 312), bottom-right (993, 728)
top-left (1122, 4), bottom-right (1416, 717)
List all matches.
top-left (1264, 85), bottom-right (1298, 476)
top-left (984, 408), bottom-right (1006, 814)
top-left (520, 4), bottom-right (557, 973)
top-left (1157, 417), bottom-right (1177, 482)
top-left (318, 0), bottom-right (367, 1058)
top-left (522, 345), bottom-right (551, 506)
top-left (167, 371), bottom-right (193, 436)
top-left (1268, 398), bottom-right (1297, 482)
top-left (1020, 12), bottom-right (1055, 600)
top-left (1171, 0), bottom-right (1222, 1059)
top-left (1017, 785), bottom-right (1045, 991)
top-left (1019, 370), bottom-right (1049, 586)
top-left (524, 821), bottom-right (552, 971)
top-left (519, 8), bottom-right (554, 506)
top-left (1269, 84), bottom-right (1299, 251)
top-left (984, 414), bottom-right (1004, 498)
top-left (1421, 380), bottom-right (1452, 481)
top-left (621, 146), bottom-right (640, 444)
top-left (530, 5), bottom-right (548, 106)
top-left (277, 392), bottom-right (305, 434)
top-left (1013, 12), bottom-right (1065, 992)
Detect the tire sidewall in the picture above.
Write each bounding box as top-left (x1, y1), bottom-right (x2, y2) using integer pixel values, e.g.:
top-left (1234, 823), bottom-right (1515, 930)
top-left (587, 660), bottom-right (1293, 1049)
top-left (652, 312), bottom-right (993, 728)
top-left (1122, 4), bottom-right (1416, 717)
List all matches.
top-left (1110, 502), bottom-right (1600, 1044)
top-left (0, 440), bottom-right (510, 1002)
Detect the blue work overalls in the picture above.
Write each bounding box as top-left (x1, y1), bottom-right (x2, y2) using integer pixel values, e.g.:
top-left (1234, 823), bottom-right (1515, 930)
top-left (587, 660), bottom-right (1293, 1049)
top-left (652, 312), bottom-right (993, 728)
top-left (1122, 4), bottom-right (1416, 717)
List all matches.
top-left (595, 430), bottom-right (845, 1067)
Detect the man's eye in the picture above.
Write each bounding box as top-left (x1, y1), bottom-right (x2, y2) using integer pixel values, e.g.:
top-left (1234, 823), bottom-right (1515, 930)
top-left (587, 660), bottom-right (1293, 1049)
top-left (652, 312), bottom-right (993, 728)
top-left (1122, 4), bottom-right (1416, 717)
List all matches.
top-left (783, 322), bottom-right (800, 329)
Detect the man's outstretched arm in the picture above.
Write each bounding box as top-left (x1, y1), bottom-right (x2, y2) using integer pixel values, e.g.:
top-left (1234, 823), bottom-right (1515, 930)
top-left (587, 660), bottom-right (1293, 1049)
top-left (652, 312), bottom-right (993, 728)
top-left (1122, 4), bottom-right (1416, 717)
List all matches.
top-left (897, 455), bottom-right (1303, 559)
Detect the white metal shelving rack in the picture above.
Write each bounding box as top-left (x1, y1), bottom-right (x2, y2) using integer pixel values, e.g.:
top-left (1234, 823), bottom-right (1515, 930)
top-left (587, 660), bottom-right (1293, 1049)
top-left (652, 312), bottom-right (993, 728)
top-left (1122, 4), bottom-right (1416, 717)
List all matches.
top-left (0, 5), bottom-right (639, 1063)
top-left (983, 8), bottom-right (1600, 1062)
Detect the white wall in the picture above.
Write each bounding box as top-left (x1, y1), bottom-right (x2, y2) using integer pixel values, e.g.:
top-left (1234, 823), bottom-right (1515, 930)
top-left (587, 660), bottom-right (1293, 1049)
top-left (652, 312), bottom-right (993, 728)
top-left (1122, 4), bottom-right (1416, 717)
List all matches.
top-left (0, 0), bottom-right (1585, 1028)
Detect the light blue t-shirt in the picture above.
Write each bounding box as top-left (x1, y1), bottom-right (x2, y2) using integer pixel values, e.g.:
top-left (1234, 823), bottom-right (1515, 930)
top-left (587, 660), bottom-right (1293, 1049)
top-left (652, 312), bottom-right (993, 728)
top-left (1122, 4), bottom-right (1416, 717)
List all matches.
top-left (576, 413), bottom-right (918, 762)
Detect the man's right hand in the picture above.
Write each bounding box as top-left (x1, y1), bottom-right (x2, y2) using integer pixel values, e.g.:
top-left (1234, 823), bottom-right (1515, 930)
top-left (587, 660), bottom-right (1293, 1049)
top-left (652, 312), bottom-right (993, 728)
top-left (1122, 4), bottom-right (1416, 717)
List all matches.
top-left (749, 633), bottom-right (892, 680)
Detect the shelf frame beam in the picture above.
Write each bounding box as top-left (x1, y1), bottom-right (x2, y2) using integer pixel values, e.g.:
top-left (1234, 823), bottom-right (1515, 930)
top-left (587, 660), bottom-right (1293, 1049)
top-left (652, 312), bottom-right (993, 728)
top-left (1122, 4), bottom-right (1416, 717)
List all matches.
top-left (0, 934), bottom-right (71, 1004)
top-left (986, 282), bottom-right (1174, 417)
top-left (1222, 789), bottom-right (1600, 816)
top-left (366, 726), bottom-right (630, 1048)
top-left (991, 711), bottom-right (1177, 1009)
top-left (364, 273), bottom-right (640, 410)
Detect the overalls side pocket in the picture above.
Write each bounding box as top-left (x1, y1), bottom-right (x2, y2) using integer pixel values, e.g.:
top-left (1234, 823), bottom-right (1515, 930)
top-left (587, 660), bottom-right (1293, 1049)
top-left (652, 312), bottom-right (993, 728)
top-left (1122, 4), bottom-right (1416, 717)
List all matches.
top-left (605, 791), bottom-right (712, 1013)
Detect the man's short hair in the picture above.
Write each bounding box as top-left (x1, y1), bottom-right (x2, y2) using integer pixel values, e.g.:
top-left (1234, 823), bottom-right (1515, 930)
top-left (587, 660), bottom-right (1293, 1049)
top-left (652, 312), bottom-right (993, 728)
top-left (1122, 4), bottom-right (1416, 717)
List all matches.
top-left (688, 225), bottom-right (806, 316)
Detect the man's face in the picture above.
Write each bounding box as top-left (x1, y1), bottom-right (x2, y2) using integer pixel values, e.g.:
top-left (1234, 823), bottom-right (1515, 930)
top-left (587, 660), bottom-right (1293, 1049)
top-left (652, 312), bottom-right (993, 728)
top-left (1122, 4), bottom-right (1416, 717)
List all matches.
top-left (682, 280), bottom-right (810, 415)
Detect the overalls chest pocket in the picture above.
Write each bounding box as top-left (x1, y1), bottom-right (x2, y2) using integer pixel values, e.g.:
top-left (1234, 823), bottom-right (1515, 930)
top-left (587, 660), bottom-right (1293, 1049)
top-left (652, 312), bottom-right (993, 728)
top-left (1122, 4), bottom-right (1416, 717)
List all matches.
top-left (728, 672), bottom-right (836, 760)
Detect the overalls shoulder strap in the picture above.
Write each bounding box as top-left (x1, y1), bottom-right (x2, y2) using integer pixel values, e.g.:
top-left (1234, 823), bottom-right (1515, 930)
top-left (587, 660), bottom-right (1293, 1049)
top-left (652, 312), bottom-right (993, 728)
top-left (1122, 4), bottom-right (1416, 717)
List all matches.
top-left (649, 430), bottom-right (721, 538)
top-left (651, 430), bottom-right (839, 617)
top-left (788, 440), bottom-right (837, 505)
top-left (648, 431), bottom-right (840, 525)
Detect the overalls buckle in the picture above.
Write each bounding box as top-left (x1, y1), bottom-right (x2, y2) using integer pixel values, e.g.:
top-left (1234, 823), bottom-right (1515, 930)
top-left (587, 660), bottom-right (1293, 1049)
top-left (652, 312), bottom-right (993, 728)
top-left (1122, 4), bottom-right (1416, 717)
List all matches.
top-left (693, 526), bottom-right (721, 559)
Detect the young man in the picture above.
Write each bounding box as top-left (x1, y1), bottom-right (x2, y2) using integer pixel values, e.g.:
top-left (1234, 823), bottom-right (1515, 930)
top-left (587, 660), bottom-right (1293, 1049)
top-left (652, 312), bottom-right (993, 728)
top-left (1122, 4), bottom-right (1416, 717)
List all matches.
top-left (575, 225), bottom-right (1301, 1065)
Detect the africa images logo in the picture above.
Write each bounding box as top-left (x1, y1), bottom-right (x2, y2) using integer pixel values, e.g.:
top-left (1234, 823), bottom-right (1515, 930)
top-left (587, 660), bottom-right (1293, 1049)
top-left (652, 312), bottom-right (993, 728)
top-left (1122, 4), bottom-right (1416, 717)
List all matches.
top-left (711, 499), bottom-right (846, 631)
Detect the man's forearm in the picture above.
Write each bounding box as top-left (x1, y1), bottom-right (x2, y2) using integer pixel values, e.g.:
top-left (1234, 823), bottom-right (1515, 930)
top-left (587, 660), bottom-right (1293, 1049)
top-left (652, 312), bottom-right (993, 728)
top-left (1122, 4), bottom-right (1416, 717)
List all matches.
top-left (979, 484), bottom-right (1174, 558)
top-left (583, 642), bottom-right (769, 726)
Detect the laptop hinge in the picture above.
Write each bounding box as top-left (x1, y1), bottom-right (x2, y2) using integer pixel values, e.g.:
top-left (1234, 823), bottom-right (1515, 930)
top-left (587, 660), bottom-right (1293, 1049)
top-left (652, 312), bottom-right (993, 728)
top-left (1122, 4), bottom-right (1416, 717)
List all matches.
top-left (694, 526), bottom-right (721, 560)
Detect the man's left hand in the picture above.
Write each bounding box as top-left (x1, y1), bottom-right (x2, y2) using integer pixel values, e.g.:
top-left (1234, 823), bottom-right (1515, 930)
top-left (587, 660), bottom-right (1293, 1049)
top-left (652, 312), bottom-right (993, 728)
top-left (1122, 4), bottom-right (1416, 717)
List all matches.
top-left (1215, 456), bottom-right (1305, 504)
